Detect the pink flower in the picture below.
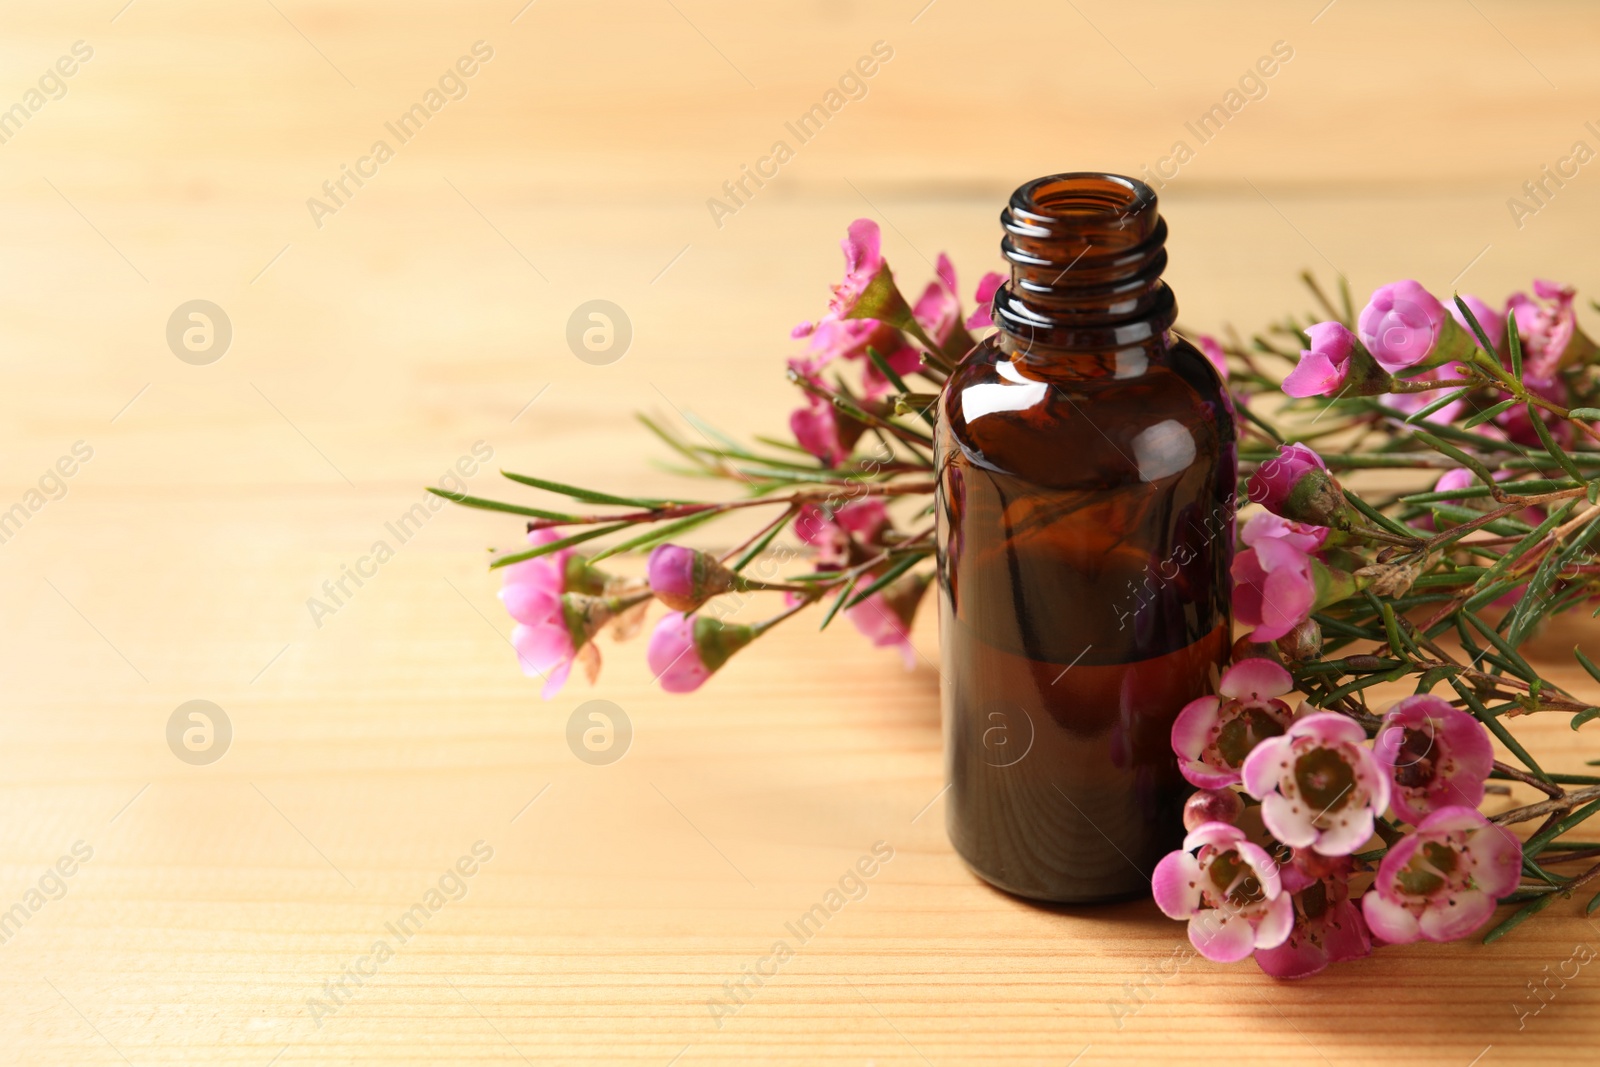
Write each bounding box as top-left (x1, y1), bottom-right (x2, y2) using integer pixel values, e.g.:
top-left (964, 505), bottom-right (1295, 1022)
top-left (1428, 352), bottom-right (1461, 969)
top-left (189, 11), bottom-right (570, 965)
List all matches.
top-left (1449, 293), bottom-right (1505, 352)
top-left (1232, 516), bottom-right (1324, 643)
top-left (794, 498), bottom-right (889, 569)
top-left (646, 612), bottom-right (758, 694)
top-left (1172, 658), bottom-right (1299, 789)
top-left (1254, 855), bottom-right (1371, 979)
top-left (510, 606), bottom-right (576, 699)
top-left (1248, 443), bottom-right (1345, 526)
top-left (965, 271), bottom-right (1005, 330)
top-left (1373, 695), bottom-right (1494, 826)
top-left (790, 394), bottom-right (847, 465)
top-left (1359, 280), bottom-right (1446, 373)
top-left (1240, 511), bottom-right (1329, 554)
top-left (1508, 280), bottom-right (1578, 376)
top-left (911, 254), bottom-right (961, 347)
top-left (500, 530), bottom-right (580, 698)
top-left (836, 498), bottom-right (888, 541)
top-left (1283, 322), bottom-right (1358, 397)
top-left (1361, 806), bottom-right (1522, 944)
top-left (1196, 334), bottom-right (1229, 381)
top-left (1242, 712), bottom-right (1390, 856)
top-left (794, 316), bottom-right (901, 366)
top-left (843, 571), bottom-right (929, 669)
top-left (499, 529), bottom-right (571, 614)
top-left (846, 593), bottom-right (915, 668)
top-left (828, 218), bottom-right (884, 318)
top-left (646, 612), bottom-right (713, 694)
top-left (1152, 822), bottom-right (1293, 963)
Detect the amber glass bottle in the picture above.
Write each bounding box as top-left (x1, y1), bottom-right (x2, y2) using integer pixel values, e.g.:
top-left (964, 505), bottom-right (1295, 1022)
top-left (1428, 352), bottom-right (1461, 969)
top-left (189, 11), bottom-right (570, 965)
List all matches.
top-left (935, 173), bottom-right (1235, 903)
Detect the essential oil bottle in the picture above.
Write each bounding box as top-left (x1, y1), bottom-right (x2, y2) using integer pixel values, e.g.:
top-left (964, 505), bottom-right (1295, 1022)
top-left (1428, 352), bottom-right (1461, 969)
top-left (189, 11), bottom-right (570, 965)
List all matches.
top-left (935, 173), bottom-right (1236, 903)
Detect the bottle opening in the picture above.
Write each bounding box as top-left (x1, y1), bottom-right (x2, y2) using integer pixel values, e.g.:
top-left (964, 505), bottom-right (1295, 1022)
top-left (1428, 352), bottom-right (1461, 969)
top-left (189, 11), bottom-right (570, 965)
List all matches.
top-left (992, 172), bottom-right (1173, 351)
top-left (1008, 173), bottom-right (1157, 237)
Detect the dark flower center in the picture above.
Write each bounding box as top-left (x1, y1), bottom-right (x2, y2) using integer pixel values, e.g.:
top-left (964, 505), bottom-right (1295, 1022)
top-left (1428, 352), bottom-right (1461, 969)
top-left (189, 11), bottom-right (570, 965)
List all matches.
top-left (1294, 746), bottom-right (1356, 813)
top-left (1393, 726), bottom-right (1438, 790)
top-left (1396, 841), bottom-right (1459, 898)
top-left (1216, 703), bottom-right (1288, 767)
top-left (1208, 850), bottom-right (1265, 906)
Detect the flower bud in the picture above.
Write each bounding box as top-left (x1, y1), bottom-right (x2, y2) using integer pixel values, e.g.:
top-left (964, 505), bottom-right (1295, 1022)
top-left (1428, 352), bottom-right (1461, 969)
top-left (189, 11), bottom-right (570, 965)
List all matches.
top-left (646, 612), bottom-right (758, 693)
top-left (1183, 789), bottom-right (1244, 831)
top-left (646, 544), bottom-right (737, 612)
top-left (1358, 280), bottom-right (1477, 374)
top-left (1274, 615), bottom-right (1322, 666)
top-left (1248, 443), bottom-right (1352, 529)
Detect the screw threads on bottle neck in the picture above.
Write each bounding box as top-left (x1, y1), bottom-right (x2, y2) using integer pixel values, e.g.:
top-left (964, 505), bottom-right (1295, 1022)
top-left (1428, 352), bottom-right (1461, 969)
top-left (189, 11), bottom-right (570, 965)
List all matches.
top-left (992, 173), bottom-right (1176, 353)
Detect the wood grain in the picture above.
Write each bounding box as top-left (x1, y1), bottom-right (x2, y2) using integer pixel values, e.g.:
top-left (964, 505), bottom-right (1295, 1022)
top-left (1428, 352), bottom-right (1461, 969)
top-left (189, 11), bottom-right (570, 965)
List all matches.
top-left (5, 1), bottom-right (1600, 1063)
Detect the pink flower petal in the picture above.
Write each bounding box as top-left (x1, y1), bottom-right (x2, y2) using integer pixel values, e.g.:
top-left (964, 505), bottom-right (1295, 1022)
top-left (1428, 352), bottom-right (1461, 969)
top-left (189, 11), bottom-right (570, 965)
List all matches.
top-left (1310, 807), bottom-right (1374, 858)
top-left (1188, 910), bottom-right (1259, 963)
top-left (499, 583), bottom-right (561, 627)
top-left (1468, 820), bottom-right (1524, 898)
top-left (1219, 659), bottom-right (1293, 701)
top-left (1252, 893), bottom-right (1296, 951)
top-left (1241, 736), bottom-right (1289, 799)
top-left (1254, 936), bottom-right (1330, 980)
top-left (1170, 696), bottom-right (1221, 760)
top-left (1362, 890), bottom-right (1420, 944)
top-left (1282, 348), bottom-right (1341, 398)
top-left (1260, 791), bottom-right (1317, 849)
top-left (1182, 821), bottom-right (1249, 852)
top-left (1418, 890), bottom-right (1495, 943)
top-left (1151, 849), bottom-right (1203, 919)
top-left (965, 271), bottom-right (1004, 330)
top-left (1321, 899), bottom-right (1373, 964)
top-left (539, 656), bottom-right (573, 700)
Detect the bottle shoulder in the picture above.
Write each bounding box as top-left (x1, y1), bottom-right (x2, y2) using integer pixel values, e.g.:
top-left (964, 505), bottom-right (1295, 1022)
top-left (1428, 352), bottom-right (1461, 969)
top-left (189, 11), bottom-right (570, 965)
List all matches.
top-left (938, 334), bottom-right (1235, 489)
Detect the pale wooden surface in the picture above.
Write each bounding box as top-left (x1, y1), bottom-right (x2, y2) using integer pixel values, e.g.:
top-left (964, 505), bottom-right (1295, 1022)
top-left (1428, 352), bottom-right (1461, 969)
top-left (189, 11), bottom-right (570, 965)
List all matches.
top-left (6, 1), bottom-right (1600, 1063)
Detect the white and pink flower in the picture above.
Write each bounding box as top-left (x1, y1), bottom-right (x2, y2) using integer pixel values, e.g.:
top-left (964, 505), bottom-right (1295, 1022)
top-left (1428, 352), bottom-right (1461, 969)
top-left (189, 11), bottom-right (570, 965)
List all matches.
top-left (1152, 822), bottom-right (1293, 963)
top-left (1374, 695), bottom-right (1495, 826)
top-left (1171, 658), bottom-right (1299, 789)
top-left (1242, 712), bottom-right (1390, 856)
top-left (1361, 806), bottom-right (1522, 944)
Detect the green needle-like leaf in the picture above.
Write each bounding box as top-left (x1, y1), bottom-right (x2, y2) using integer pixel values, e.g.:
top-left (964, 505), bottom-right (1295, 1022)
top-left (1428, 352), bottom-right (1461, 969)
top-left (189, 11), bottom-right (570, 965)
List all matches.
top-left (1507, 309), bottom-right (1524, 380)
top-left (1462, 397), bottom-right (1519, 428)
top-left (818, 575), bottom-right (859, 631)
top-left (842, 550), bottom-right (930, 610)
top-left (427, 489), bottom-right (583, 522)
top-left (1406, 387), bottom-right (1471, 424)
top-left (1482, 890), bottom-right (1559, 944)
top-left (489, 522), bottom-right (632, 569)
top-left (586, 511), bottom-right (719, 563)
top-left (1450, 676), bottom-right (1550, 782)
top-left (500, 468), bottom-right (675, 508)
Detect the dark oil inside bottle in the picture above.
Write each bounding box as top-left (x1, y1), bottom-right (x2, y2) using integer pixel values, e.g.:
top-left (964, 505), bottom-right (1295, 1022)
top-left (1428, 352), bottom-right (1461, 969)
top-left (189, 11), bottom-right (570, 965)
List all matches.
top-left (935, 174), bottom-right (1235, 903)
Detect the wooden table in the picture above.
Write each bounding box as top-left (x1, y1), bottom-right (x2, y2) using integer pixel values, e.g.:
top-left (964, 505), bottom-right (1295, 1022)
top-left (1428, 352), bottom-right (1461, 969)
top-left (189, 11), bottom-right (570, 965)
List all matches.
top-left (6, 1), bottom-right (1600, 1062)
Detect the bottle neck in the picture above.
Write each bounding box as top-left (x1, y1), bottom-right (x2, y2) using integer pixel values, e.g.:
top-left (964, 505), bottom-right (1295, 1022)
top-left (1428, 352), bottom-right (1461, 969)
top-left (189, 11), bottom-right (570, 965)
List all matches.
top-left (991, 173), bottom-right (1177, 366)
